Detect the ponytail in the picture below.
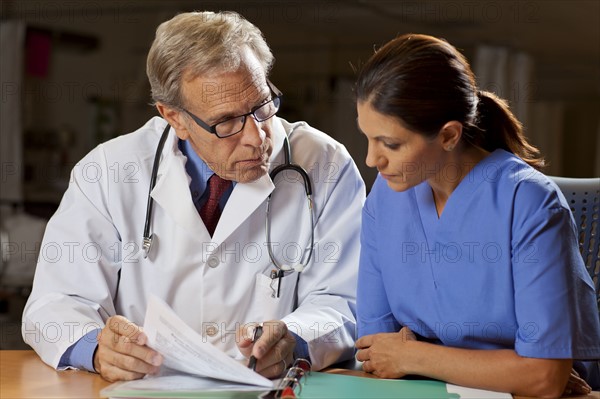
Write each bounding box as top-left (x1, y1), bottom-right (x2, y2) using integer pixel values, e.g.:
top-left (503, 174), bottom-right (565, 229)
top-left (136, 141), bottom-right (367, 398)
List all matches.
top-left (356, 34), bottom-right (545, 170)
top-left (470, 91), bottom-right (545, 170)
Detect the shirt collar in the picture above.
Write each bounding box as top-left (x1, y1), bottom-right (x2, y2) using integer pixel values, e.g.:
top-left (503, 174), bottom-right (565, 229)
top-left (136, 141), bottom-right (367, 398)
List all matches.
top-left (179, 138), bottom-right (215, 200)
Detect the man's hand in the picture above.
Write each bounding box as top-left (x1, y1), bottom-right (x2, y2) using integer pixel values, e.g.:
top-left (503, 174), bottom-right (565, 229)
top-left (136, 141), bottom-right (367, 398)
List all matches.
top-left (355, 326), bottom-right (417, 379)
top-left (94, 315), bottom-right (163, 382)
top-left (237, 320), bottom-right (296, 378)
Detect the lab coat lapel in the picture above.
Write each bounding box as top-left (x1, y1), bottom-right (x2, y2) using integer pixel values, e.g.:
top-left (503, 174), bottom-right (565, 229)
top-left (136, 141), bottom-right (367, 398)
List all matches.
top-left (211, 173), bottom-right (275, 244)
top-left (211, 118), bottom-right (287, 245)
top-left (150, 132), bottom-right (208, 239)
top-left (150, 118), bottom-right (287, 247)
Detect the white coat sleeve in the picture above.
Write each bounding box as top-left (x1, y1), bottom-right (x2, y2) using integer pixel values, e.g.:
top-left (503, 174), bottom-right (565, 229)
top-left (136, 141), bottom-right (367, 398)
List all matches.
top-left (281, 144), bottom-right (365, 370)
top-left (22, 145), bottom-right (121, 369)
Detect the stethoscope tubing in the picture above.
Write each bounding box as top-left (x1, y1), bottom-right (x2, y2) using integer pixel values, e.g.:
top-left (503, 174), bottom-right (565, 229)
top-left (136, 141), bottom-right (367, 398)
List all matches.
top-left (142, 122), bottom-right (314, 274)
top-left (266, 123), bottom-right (314, 272)
top-left (142, 124), bottom-right (170, 258)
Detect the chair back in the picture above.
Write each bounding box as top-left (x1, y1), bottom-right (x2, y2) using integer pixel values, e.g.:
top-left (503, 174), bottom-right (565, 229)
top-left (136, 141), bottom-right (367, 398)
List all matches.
top-left (550, 176), bottom-right (600, 313)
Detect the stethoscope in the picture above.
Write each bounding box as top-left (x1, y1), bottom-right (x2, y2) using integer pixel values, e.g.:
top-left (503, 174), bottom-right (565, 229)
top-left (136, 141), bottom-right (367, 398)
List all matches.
top-left (141, 123), bottom-right (314, 285)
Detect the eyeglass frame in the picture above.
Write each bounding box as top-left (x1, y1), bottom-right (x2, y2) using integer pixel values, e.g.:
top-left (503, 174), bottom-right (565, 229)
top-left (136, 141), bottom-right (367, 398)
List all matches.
top-left (180, 79), bottom-right (283, 138)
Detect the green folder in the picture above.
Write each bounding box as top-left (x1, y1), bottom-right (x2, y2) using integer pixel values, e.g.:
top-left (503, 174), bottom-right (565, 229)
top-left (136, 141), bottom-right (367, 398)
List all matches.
top-left (297, 372), bottom-right (460, 399)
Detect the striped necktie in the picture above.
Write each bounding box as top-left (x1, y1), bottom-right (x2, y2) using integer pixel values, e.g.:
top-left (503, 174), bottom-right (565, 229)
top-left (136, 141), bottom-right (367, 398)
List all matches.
top-left (199, 174), bottom-right (232, 236)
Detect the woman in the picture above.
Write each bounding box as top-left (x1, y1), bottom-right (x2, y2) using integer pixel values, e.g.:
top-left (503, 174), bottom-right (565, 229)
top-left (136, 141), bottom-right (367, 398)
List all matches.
top-left (354, 34), bottom-right (600, 398)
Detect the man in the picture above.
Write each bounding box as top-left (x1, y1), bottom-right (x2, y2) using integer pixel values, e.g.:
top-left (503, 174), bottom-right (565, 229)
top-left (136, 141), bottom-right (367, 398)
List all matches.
top-left (22, 11), bottom-right (365, 382)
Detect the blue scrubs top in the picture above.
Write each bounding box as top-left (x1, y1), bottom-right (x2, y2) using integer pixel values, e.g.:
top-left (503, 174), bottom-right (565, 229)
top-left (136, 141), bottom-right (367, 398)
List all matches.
top-left (357, 149), bottom-right (600, 379)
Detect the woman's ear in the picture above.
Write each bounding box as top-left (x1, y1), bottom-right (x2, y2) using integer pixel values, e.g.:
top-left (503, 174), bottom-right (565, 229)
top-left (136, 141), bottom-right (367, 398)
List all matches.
top-left (439, 121), bottom-right (463, 151)
top-left (155, 103), bottom-right (191, 140)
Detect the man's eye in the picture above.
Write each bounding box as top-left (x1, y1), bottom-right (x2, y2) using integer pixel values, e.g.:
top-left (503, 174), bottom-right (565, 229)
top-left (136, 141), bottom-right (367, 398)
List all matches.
top-left (218, 118), bottom-right (236, 126)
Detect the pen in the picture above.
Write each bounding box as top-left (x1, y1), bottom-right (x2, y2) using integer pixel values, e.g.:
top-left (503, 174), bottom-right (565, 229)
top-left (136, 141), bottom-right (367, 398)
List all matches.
top-left (247, 324), bottom-right (263, 371)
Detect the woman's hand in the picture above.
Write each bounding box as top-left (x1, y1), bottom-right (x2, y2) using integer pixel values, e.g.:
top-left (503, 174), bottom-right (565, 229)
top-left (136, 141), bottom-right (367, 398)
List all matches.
top-left (356, 326), bottom-right (417, 379)
top-left (563, 368), bottom-right (592, 395)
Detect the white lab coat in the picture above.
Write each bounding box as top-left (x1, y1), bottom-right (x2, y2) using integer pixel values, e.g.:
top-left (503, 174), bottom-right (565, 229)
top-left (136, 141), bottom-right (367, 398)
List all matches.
top-left (22, 116), bottom-right (365, 371)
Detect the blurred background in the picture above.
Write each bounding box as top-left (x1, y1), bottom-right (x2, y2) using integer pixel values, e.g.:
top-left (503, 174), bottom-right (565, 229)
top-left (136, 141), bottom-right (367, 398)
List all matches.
top-left (1, 0), bottom-right (599, 349)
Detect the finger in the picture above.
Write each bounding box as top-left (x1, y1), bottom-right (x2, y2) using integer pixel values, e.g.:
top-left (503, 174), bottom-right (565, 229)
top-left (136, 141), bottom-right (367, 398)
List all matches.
top-left (253, 329), bottom-right (295, 376)
top-left (355, 334), bottom-right (373, 349)
top-left (566, 374), bottom-right (592, 394)
top-left (252, 321), bottom-right (288, 359)
top-left (236, 322), bottom-right (260, 357)
top-left (355, 348), bottom-right (370, 362)
top-left (257, 357), bottom-right (289, 379)
top-left (362, 360), bottom-right (374, 374)
top-left (96, 357), bottom-right (146, 382)
top-left (107, 349), bottom-right (161, 375)
top-left (114, 337), bottom-right (162, 367)
top-left (236, 322), bottom-right (261, 348)
top-left (98, 329), bottom-right (162, 367)
top-left (400, 326), bottom-right (417, 341)
top-left (95, 344), bottom-right (159, 381)
top-left (96, 334), bottom-right (162, 371)
top-left (106, 316), bottom-right (146, 343)
top-left (97, 321), bottom-right (162, 368)
top-left (363, 360), bottom-right (385, 378)
top-left (568, 372), bottom-right (589, 386)
top-left (571, 384), bottom-right (592, 395)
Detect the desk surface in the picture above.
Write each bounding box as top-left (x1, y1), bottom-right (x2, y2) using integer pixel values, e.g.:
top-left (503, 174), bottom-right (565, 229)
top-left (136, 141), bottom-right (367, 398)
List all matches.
top-left (1, 350), bottom-right (598, 399)
top-left (1, 350), bottom-right (110, 398)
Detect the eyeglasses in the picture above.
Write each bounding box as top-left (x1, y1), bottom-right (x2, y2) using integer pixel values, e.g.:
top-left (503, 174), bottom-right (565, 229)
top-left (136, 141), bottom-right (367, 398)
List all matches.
top-left (182, 80), bottom-right (282, 138)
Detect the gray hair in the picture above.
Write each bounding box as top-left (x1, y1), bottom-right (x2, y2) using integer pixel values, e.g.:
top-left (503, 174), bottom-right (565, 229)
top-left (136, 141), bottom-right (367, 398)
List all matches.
top-left (146, 11), bottom-right (274, 108)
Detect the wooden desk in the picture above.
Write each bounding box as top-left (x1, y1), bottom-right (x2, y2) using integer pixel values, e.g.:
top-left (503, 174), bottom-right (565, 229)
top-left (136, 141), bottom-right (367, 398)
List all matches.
top-left (1, 350), bottom-right (599, 398)
top-left (0, 350), bottom-right (110, 398)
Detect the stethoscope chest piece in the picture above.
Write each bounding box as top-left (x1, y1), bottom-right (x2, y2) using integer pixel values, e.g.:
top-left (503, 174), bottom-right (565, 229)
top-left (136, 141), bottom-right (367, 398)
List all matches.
top-left (142, 234), bottom-right (153, 259)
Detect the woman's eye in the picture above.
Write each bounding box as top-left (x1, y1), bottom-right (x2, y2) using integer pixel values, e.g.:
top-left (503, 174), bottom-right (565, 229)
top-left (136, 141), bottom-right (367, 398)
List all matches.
top-left (384, 142), bottom-right (400, 150)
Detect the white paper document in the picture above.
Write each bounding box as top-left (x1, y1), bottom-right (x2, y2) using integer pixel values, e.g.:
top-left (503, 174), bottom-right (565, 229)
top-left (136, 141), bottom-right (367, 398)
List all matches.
top-left (142, 294), bottom-right (274, 388)
top-left (100, 371), bottom-right (272, 398)
top-left (447, 383), bottom-right (512, 398)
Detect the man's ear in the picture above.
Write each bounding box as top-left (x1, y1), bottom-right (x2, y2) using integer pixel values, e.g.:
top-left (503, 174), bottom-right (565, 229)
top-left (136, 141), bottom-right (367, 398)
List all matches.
top-left (155, 103), bottom-right (191, 140)
top-left (438, 121), bottom-right (463, 151)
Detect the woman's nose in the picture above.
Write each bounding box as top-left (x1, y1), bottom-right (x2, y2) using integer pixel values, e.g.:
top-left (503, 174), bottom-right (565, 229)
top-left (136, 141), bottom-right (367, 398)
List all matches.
top-left (365, 144), bottom-right (381, 169)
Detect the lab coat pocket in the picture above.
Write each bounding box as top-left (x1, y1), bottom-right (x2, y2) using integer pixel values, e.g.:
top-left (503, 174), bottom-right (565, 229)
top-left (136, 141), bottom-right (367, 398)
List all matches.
top-left (254, 272), bottom-right (297, 321)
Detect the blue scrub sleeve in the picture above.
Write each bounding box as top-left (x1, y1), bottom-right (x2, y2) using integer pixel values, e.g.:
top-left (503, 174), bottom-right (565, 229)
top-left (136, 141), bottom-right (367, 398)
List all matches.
top-left (511, 183), bottom-right (600, 359)
top-left (357, 195), bottom-right (400, 338)
top-left (58, 328), bottom-right (100, 372)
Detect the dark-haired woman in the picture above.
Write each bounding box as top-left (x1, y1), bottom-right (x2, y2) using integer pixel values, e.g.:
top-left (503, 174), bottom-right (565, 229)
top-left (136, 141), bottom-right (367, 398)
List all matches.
top-left (354, 34), bottom-right (600, 398)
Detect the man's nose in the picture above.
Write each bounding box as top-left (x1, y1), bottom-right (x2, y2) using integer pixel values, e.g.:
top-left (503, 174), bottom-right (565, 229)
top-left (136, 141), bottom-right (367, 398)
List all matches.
top-left (240, 116), bottom-right (266, 147)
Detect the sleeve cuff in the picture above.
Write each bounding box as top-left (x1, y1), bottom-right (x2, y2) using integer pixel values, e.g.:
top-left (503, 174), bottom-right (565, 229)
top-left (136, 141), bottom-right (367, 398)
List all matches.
top-left (291, 331), bottom-right (310, 361)
top-left (58, 328), bottom-right (100, 372)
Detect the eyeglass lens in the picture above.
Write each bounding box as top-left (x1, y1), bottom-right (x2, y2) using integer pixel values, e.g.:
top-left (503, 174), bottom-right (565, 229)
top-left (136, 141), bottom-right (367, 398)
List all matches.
top-left (215, 97), bottom-right (280, 137)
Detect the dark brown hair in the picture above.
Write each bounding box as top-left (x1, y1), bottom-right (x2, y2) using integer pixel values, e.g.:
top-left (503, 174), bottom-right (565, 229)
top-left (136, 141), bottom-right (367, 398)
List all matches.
top-left (356, 34), bottom-right (544, 170)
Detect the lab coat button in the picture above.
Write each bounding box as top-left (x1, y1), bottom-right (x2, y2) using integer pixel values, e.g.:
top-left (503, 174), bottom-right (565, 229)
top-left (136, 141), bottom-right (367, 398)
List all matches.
top-left (207, 256), bottom-right (220, 268)
top-left (205, 325), bottom-right (218, 336)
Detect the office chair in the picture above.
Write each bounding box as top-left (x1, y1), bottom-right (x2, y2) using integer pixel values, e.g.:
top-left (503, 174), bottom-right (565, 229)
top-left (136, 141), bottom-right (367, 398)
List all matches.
top-left (550, 176), bottom-right (600, 315)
